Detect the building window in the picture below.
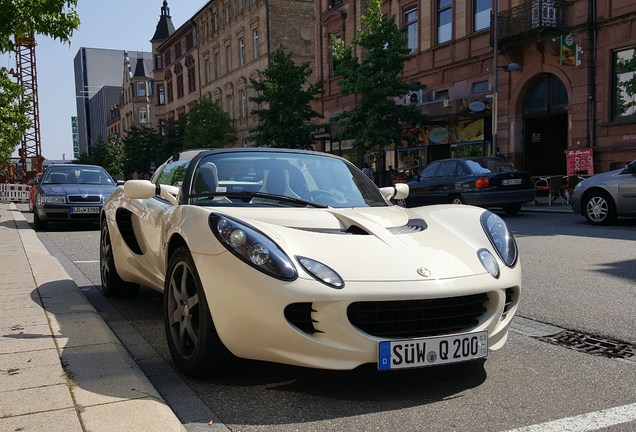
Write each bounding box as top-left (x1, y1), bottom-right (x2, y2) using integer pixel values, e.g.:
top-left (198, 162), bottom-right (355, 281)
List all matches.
top-left (139, 107), bottom-right (148, 124)
top-left (175, 64), bottom-right (184, 99)
top-left (474, 0), bottom-right (491, 32)
top-left (472, 80), bottom-right (489, 94)
top-left (137, 82), bottom-right (146, 97)
top-left (226, 94), bottom-right (234, 119)
top-left (154, 54), bottom-right (163, 70)
top-left (613, 47), bottom-right (636, 122)
top-left (157, 83), bottom-right (165, 105)
top-left (213, 11), bottom-right (218, 31)
top-left (225, 44), bottom-right (232, 73)
top-left (214, 51), bottom-right (221, 78)
top-left (239, 38), bottom-right (245, 66)
top-left (186, 56), bottom-right (196, 93)
top-left (166, 74), bottom-right (173, 104)
top-left (253, 29), bottom-right (259, 58)
top-left (404, 7), bottom-right (418, 54)
top-left (204, 57), bottom-right (210, 84)
top-left (434, 89), bottom-right (449, 100)
top-left (437, 0), bottom-right (452, 44)
top-left (330, 34), bottom-right (342, 76)
top-left (239, 89), bottom-right (247, 118)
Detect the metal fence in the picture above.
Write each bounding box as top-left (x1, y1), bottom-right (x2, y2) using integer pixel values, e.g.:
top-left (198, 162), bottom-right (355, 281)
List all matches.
top-left (0, 184), bottom-right (30, 203)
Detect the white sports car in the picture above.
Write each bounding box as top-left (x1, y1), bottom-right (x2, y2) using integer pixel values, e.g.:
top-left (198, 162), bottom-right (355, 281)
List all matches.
top-left (100, 148), bottom-right (521, 377)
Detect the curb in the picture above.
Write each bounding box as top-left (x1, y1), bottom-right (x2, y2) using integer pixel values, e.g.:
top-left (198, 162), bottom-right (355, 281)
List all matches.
top-left (0, 203), bottom-right (187, 432)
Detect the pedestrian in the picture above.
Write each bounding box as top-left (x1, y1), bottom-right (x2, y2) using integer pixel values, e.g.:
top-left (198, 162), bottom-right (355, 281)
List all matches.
top-left (362, 163), bottom-right (374, 179)
top-left (496, 147), bottom-right (507, 161)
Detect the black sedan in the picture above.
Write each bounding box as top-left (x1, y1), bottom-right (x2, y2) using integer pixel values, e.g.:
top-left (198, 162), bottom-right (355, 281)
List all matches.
top-left (33, 164), bottom-right (120, 230)
top-left (396, 157), bottom-right (535, 214)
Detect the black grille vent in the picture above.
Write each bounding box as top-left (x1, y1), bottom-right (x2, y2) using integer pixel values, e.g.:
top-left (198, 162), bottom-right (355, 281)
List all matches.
top-left (116, 209), bottom-right (143, 255)
top-left (285, 303), bottom-right (320, 334)
top-left (347, 294), bottom-right (488, 339)
top-left (503, 288), bottom-right (514, 316)
top-left (68, 195), bottom-right (101, 203)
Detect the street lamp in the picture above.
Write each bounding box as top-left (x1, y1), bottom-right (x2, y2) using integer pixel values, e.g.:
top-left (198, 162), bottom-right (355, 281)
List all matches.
top-left (491, 0), bottom-right (521, 157)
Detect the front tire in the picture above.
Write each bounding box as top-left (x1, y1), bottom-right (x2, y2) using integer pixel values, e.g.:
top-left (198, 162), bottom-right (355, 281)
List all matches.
top-left (583, 191), bottom-right (616, 225)
top-left (33, 209), bottom-right (47, 230)
top-left (450, 195), bottom-right (464, 205)
top-left (164, 247), bottom-right (232, 377)
top-left (100, 221), bottom-right (139, 297)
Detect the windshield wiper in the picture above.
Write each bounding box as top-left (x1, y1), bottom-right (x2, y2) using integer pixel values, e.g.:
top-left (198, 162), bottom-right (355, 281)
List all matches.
top-left (188, 191), bottom-right (328, 208)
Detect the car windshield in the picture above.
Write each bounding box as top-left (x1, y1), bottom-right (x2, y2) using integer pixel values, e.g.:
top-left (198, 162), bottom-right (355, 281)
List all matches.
top-left (188, 151), bottom-right (388, 208)
top-left (43, 167), bottom-right (114, 185)
top-left (465, 158), bottom-right (517, 174)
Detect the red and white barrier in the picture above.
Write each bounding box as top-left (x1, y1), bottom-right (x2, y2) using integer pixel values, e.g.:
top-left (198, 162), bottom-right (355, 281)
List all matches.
top-left (0, 184), bottom-right (30, 203)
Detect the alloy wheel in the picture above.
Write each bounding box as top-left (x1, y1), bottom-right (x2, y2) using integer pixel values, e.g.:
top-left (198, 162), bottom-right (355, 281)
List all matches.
top-left (166, 261), bottom-right (200, 360)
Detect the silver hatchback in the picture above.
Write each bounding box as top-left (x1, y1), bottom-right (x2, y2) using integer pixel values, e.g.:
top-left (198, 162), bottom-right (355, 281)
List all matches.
top-left (570, 160), bottom-right (636, 225)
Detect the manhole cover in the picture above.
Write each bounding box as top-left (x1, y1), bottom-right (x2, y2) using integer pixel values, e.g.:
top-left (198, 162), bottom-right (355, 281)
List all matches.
top-left (538, 331), bottom-right (636, 360)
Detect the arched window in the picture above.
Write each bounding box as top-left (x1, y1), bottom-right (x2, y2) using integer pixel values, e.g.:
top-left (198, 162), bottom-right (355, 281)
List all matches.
top-left (185, 55), bottom-right (196, 93)
top-left (523, 74), bottom-right (568, 114)
top-left (165, 69), bottom-right (174, 104)
top-left (175, 63), bottom-right (184, 99)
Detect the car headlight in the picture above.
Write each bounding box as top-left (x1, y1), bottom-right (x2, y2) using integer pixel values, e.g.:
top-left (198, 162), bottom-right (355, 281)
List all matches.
top-left (43, 195), bottom-right (66, 204)
top-left (210, 213), bottom-right (297, 281)
top-left (296, 256), bottom-right (344, 289)
top-left (480, 211), bottom-right (518, 268)
top-left (477, 248), bottom-right (500, 278)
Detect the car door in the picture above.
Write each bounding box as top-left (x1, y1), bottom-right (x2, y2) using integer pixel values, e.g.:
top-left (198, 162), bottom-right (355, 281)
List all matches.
top-left (429, 161), bottom-right (460, 203)
top-left (617, 164), bottom-right (636, 215)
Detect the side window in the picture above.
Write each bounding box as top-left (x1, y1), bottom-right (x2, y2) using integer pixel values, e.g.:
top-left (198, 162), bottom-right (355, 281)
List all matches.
top-left (419, 163), bottom-right (439, 178)
top-left (436, 161), bottom-right (457, 177)
top-left (155, 160), bottom-right (190, 187)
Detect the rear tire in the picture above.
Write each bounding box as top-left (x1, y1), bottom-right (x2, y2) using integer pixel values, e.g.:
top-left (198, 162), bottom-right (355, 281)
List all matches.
top-left (100, 221), bottom-right (139, 297)
top-left (164, 247), bottom-right (232, 377)
top-left (583, 191), bottom-right (616, 225)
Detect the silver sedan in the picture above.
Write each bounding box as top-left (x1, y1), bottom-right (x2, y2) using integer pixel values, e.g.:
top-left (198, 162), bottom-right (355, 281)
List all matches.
top-left (570, 160), bottom-right (636, 225)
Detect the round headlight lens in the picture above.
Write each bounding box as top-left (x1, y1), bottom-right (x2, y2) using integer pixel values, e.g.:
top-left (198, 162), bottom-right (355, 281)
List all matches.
top-left (250, 243), bottom-right (270, 265)
top-left (229, 229), bottom-right (247, 247)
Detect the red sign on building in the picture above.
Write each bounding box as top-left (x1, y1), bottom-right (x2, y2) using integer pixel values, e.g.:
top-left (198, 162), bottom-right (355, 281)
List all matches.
top-left (566, 148), bottom-right (594, 176)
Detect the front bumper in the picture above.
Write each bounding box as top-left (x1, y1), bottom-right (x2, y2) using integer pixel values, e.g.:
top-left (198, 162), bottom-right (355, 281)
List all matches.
top-left (193, 251), bottom-right (520, 370)
top-left (37, 203), bottom-right (103, 222)
top-left (462, 189), bottom-right (536, 207)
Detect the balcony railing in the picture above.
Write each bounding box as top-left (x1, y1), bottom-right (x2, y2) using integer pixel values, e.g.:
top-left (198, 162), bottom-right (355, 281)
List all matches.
top-left (494, 0), bottom-right (566, 45)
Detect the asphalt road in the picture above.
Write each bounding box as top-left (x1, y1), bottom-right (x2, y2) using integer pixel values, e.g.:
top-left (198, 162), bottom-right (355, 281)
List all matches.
top-left (23, 207), bottom-right (636, 432)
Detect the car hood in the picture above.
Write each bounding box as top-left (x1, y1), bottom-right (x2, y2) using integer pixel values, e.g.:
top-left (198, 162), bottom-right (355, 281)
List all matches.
top-left (208, 205), bottom-right (493, 282)
top-left (41, 184), bottom-right (116, 196)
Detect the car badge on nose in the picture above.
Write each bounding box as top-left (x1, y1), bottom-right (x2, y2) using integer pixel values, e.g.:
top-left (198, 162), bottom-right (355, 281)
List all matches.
top-left (417, 267), bottom-right (431, 277)
top-left (82, 194), bottom-right (88, 199)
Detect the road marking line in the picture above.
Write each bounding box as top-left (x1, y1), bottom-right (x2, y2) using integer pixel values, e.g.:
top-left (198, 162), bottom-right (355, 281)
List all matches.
top-left (504, 403), bottom-right (636, 432)
top-left (73, 260), bottom-right (99, 263)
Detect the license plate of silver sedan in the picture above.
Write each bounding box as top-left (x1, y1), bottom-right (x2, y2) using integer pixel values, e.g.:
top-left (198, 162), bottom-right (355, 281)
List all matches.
top-left (378, 331), bottom-right (488, 370)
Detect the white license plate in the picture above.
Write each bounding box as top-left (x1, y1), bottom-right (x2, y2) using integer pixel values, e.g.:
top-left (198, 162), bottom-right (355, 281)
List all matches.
top-left (502, 178), bottom-right (522, 185)
top-left (70, 206), bottom-right (100, 214)
top-left (378, 331), bottom-right (488, 370)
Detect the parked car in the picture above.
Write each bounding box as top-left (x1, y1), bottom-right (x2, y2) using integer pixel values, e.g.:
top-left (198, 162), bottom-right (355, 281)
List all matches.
top-left (101, 148), bottom-right (521, 377)
top-left (396, 157), bottom-right (535, 214)
top-left (569, 160), bottom-right (636, 225)
top-left (27, 172), bottom-right (42, 212)
top-left (33, 164), bottom-right (119, 230)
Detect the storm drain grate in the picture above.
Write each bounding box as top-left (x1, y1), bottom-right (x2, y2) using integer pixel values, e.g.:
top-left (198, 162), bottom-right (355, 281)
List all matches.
top-left (538, 331), bottom-right (636, 361)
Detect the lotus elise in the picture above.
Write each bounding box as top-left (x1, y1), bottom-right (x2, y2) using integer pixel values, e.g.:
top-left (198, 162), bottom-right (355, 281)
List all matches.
top-left (100, 148), bottom-right (521, 377)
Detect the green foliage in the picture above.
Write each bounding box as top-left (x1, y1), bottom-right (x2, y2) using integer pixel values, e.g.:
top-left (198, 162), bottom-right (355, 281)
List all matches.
top-left (0, 0), bottom-right (80, 53)
top-left (615, 47), bottom-right (636, 118)
top-left (121, 126), bottom-right (162, 177)
top-left (184, 98), bottom-right (235, 149)
top-left (249, 47), bottom-right (323, 149)
top-left (0, 67), bottom-right (31, 163)
top-left (72, 137), bottom-right (123, 177)
top-left (330, 0), bottom-right (424, 151)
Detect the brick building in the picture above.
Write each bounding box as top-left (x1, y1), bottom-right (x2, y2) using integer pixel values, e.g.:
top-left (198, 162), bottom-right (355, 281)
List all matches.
top-left (315, 0), bottom-right (636, 176)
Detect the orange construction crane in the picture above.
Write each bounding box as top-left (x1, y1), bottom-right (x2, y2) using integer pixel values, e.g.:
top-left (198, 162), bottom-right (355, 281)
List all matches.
top-left (11, 34), bottom-right (43, 183)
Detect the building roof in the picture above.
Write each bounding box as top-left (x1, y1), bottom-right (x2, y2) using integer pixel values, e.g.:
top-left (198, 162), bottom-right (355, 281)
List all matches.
top-left (151, 0), bottom-right (175, 42)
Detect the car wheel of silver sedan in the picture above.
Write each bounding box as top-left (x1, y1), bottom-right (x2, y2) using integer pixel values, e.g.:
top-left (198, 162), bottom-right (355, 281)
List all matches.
top-left (100, 222), bottom-right (139, 297)
top-left (583, 191), bottom-right (617, 225)
top-left (164, 247), bottom-right (232, 377)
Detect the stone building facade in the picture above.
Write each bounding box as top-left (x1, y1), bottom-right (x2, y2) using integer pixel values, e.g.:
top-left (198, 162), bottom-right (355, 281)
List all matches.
top-left (315, 0), bottom-right (636, 176)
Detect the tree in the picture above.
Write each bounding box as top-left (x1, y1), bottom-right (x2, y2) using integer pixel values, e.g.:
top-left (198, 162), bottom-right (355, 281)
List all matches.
top-left (122, 126), bottom-right (162, 178)
top-left (184, 98), bottom-right (235, 149)
top-left (0, 0), bottom-right (80, 52)
top-left (0, 68), bottom-right (31, 163)
top-left (0, 0), bottom-right (80, 166)
top-left (330, 0), bottom-right (424, 156)
top-left (249, 47), bottom-right (323, 149)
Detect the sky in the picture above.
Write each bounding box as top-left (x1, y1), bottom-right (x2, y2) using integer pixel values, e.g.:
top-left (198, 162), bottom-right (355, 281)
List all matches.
top-left (3, 1), bottom-right (207, 161)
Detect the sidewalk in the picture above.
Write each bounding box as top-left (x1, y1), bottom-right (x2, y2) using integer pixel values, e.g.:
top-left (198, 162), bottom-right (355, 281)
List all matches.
top-left (521, 193), bottom-right (574, 214)
top-left (0, 203), bottom-right (186, 432)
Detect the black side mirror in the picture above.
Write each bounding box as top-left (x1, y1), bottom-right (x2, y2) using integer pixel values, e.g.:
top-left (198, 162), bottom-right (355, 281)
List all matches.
top-left (627, 161), bottom-right (636, 174)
